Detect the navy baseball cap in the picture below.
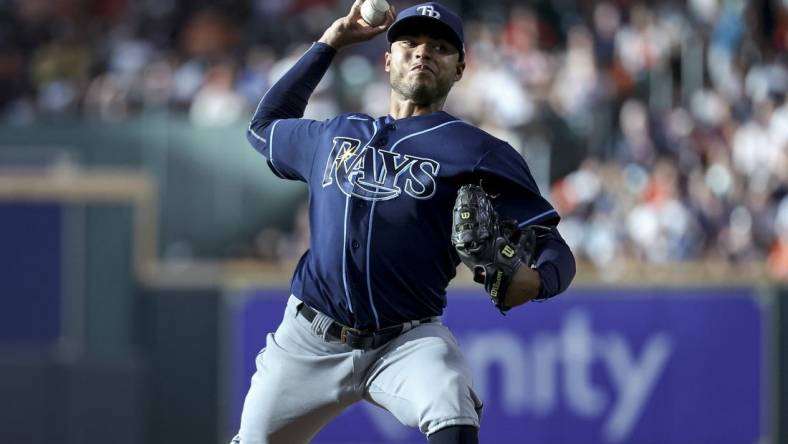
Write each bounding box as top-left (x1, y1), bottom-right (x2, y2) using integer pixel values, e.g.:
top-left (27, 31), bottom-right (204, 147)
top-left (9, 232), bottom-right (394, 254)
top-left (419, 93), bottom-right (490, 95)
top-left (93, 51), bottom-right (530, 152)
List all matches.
top-left (386, 2), bottom-right (465, 60)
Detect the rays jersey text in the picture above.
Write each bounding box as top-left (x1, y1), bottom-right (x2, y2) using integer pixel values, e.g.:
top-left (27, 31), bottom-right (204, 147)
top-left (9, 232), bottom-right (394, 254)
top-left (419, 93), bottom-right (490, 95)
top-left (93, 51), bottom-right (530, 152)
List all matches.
top-left (321, 136), bottom-right (440, 201)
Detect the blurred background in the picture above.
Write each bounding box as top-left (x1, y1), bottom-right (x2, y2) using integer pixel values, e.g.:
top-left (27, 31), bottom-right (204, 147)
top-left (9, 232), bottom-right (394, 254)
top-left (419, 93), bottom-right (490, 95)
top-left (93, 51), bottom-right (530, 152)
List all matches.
top-left (0, 0), bottom-right (785, 443)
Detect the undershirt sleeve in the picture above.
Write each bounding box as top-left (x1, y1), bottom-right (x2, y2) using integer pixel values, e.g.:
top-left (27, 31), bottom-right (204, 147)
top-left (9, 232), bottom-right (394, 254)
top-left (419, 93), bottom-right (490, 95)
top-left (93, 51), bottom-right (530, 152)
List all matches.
top-left (246, 42), bottom-right (337, 182)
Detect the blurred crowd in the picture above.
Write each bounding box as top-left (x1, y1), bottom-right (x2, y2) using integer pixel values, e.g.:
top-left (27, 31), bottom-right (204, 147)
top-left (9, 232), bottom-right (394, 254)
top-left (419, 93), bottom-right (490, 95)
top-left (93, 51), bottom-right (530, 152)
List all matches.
top-left (1, 0), bottom-right (787, 278)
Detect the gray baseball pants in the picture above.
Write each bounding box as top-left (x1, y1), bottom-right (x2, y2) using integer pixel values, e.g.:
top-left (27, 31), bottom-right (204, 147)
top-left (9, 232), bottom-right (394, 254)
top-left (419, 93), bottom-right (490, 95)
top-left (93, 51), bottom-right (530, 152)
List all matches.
top-left (231, 295), bottom-right (482, 443)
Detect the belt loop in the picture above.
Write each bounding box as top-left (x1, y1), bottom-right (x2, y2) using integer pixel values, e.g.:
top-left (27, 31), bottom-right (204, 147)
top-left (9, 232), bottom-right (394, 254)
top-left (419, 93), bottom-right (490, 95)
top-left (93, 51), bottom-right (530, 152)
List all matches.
top-left (311, 310), bottom-right (335, 342)
top-left (295, 302), bottom-right (304, 318)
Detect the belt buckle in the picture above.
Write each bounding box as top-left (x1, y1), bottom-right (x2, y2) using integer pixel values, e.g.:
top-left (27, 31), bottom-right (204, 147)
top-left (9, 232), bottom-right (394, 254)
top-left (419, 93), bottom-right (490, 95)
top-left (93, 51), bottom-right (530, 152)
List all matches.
top-left (340, 326), bottom-right (363, 344)
top-left (341, 326), bottom-right (375, 349)
top-left (340, 327), bottom-right (349, 344)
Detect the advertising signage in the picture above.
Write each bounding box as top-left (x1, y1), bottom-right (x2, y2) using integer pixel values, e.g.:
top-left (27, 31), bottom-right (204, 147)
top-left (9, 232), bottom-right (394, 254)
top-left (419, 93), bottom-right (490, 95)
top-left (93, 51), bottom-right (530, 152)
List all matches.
top-left (225, 287), bottom-right (768, 444)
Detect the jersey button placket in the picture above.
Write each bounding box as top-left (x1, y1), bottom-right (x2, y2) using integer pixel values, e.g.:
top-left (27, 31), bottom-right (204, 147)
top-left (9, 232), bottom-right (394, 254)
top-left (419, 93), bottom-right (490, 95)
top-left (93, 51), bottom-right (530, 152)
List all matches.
top-left (351, 239), bottom-right (360, 249)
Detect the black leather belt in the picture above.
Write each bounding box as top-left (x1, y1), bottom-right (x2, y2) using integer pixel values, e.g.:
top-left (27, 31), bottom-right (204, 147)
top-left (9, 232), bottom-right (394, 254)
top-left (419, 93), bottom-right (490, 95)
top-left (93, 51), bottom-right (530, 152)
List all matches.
top-left (296, 303), bottom-right (435, 350)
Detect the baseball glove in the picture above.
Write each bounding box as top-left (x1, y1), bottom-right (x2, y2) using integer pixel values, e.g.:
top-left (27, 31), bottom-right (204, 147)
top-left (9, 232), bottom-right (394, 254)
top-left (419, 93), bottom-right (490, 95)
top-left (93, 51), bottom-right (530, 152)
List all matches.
top-left (451, 184), bottom-right (539, 313)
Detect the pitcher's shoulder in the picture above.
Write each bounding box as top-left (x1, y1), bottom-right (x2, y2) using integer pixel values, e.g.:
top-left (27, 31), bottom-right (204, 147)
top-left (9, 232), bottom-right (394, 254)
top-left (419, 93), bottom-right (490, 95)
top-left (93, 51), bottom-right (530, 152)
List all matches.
top-left (440, 117), bottom-right (512, 150)
top-left (433, 113), bottom-right (503, 140)
top-left (337, 113), bottom-right (375, 123)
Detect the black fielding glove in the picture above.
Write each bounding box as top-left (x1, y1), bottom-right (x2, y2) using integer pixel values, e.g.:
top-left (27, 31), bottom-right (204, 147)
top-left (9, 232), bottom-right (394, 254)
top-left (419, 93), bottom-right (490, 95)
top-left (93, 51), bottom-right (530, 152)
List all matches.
top-left (451, 185), bottom-right (528, 313)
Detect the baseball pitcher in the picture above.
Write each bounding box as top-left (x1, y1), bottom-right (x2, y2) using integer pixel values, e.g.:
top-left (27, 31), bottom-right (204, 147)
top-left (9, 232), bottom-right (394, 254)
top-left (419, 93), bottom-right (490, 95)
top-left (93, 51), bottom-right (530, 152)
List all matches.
top-left (232, 1), bottom-right (576, 443)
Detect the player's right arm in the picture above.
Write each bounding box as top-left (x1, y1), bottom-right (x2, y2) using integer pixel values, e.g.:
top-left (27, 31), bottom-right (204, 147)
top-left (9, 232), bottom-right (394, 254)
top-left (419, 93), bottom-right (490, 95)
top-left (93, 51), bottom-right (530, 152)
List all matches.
top-left (246, 0), bottom-right (394, 181)
top-left (246, 41), bottom-right (333, 181)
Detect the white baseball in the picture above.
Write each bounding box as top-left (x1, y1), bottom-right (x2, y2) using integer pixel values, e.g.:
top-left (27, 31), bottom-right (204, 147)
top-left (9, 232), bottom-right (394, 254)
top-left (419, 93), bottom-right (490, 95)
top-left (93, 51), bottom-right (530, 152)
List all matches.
top-left (360, 0), bottom-right (389, 26)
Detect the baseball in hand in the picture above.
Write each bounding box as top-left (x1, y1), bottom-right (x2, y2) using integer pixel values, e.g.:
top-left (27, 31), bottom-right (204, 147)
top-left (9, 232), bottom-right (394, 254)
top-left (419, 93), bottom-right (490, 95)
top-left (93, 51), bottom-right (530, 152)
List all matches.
top-left (361, 0), bottom-right (389, 26)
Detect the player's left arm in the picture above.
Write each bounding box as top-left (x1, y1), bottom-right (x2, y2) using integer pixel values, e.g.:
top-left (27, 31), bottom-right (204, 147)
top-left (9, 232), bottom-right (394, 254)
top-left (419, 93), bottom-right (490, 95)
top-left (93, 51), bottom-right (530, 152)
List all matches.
top-left (503, 227), bottom-right (575, 307)
top-left (475, 143), bottom-right (577, 307)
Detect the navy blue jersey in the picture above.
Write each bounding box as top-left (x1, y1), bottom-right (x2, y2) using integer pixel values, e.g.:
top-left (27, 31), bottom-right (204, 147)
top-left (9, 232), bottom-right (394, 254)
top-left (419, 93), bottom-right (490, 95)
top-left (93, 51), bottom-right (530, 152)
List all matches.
top-left (247, 43), bottom-right (568, 330)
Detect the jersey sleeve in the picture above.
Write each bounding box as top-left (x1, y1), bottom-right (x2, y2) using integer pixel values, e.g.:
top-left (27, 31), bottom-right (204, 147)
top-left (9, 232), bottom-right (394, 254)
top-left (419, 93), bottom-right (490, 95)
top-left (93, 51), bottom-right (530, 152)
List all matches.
top-left (248, 118), bottom-right (324, 182)
top-left (245, 42), bottom-right (336, 183)
top-left (474, 142), bottom-right (560, 227)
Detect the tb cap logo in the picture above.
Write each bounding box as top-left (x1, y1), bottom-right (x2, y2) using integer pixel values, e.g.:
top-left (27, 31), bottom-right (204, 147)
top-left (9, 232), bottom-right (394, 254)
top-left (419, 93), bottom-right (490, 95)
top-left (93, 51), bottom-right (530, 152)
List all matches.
top-left (416, 5), bottom-right (441, 18)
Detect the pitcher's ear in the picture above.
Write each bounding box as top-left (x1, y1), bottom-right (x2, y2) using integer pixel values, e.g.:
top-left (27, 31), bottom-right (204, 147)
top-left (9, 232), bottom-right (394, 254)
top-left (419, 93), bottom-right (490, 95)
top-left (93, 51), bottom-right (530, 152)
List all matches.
top-left (455, 60), bottom-right (466, 81)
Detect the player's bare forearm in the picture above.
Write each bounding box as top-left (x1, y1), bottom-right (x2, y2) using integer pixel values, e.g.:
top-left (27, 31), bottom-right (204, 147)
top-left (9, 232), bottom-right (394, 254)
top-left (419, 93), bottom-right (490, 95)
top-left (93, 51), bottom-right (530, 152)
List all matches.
top-left (318, 0), bottom-right (395, 50)
top-left (502, 266), bottom-right (541, 307)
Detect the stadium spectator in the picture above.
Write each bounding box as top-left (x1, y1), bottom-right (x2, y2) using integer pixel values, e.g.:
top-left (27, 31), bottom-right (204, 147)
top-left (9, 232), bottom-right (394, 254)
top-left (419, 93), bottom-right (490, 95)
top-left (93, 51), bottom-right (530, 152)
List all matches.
top-left (0, 0), bottom-right (786, 278)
